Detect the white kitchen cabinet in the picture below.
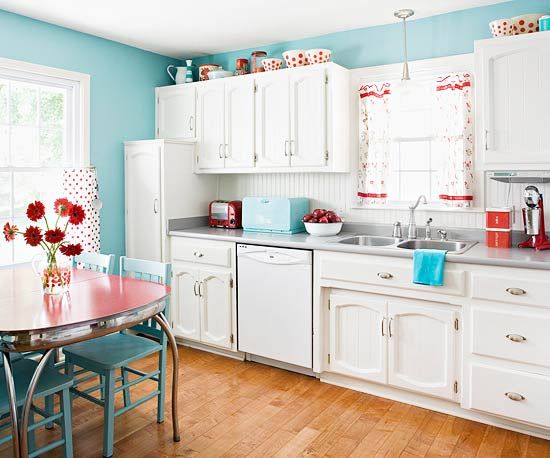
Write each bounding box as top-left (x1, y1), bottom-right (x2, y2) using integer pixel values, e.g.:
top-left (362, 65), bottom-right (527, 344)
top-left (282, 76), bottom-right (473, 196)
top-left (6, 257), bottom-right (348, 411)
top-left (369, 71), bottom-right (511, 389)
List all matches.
top-left (388, 300), bottom-right (458, 401)
top-left (200, 269), bottom-right (233, 348)
top-left (329, 292), bottom-right (387, 384)
top-left (124, 140), bottom-right (218, 262)
top-left (172, 264), bottom-right (200, 341)
top-left (475, 33), bottom-right (550, 169)
top-left (156, 85), bottom-right (196, 140)
top-left (197, 80), bottom-right (226, 169)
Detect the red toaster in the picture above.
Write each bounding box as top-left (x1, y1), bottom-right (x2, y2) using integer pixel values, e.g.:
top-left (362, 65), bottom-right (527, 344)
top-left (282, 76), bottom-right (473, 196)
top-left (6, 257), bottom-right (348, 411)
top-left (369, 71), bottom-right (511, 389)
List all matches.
top-left (209, 200), bottom-right (242, 228)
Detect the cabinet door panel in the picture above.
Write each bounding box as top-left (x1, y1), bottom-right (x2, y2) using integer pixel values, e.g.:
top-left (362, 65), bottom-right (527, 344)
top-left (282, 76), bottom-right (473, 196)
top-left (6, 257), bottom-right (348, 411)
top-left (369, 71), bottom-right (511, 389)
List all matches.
top-left (388, 301), bottom-right (457, 401)
top-left (125, 144), bottom-right (162, 261)
top-left (225, 78), bottom-right (255, 168)
top-left (329, 293), bottom-right (387, 384)
top-left (200, 269), bottom-right (232, 348)
top-left (255, 74), bottom-right (290, 168)
top-left (290, 68), bottom-right (326, 167)
top-left (157, 86), bottom-right (196, 139)
top-left (172, 265), bottom-right (200, 341)
top-left (197, 82), bottom-right (225, 169)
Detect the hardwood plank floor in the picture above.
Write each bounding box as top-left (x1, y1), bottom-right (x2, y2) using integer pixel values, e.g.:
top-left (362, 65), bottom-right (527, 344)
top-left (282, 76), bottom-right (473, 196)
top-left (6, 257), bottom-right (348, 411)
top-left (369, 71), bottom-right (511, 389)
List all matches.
top-left (1, 346), bottom-right (549, 457)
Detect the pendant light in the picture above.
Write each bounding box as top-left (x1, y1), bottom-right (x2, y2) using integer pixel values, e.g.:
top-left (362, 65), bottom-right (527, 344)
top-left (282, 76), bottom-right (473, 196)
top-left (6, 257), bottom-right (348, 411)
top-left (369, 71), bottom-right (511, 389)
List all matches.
top-left (394, 9), bottom-right (414, 81)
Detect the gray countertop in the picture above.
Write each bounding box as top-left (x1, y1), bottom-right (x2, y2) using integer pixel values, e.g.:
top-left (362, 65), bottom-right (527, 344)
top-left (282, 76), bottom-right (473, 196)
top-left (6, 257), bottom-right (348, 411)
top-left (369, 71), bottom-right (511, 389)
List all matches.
top-left (169, 226), bottom-right (550, 271)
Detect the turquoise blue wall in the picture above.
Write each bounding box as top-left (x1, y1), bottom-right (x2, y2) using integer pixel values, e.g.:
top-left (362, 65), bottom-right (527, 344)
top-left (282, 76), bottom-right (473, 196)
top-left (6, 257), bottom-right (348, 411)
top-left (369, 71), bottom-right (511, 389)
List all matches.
top-left (193, 0), bottom-right (550, 71)
top-left (0, 9), bottom-right (177, 262)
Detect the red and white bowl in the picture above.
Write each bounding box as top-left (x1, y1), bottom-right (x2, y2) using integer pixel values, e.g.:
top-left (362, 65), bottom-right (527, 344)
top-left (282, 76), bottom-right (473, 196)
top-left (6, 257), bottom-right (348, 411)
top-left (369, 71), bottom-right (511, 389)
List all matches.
top-left (489, 18), bottom-right (514, 37)
top-left (512, 14), bottom-right (544, 34)
top-left (283, 50), bottom-right (307, 68)
top-left (306, 49), bottom-right (331, 64)
top-left (262, 58), bottom-right (283, 71)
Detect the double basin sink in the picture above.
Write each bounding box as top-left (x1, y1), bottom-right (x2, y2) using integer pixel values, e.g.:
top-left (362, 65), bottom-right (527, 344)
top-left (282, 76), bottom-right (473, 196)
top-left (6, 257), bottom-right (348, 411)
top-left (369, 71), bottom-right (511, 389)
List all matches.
top-left (338, 235), bottom-right (476, 254)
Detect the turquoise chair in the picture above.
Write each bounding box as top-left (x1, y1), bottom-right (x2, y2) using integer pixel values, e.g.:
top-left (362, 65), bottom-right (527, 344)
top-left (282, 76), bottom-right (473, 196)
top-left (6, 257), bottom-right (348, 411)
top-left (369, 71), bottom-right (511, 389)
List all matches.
top-left (0, 355), bottom-right (74, 457)
top-left (73, 252), bottom-right (115, 274)
top-left (63, 256), bottom-right (171, 458)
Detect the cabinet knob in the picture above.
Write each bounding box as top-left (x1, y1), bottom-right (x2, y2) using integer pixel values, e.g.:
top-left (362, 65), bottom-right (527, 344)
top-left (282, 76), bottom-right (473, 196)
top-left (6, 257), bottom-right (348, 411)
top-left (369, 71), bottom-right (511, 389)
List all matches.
top-left (377, 272), bottom-right (393, 280)
top-left (189, 116), bottom-right (194, 131)
top-left (506, 334), bottom-right (526, 343)
top-left (505, 392), bottom-right (525, 402)
top-left (506, 287), bottom-right (526, 296)
top-left (193, 281), bottom-right (199, 296)
top-left (193, 251), bottom-right (204, 258)
top-left (153, 199), bottom-right (159, 214)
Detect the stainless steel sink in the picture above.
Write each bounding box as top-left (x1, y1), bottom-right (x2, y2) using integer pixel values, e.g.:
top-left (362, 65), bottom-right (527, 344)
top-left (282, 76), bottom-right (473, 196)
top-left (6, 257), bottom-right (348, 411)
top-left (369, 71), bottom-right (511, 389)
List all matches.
top-left (338, 235), bottom-right (400, 247)
top-left (396, 239), bottom-right (476, 254)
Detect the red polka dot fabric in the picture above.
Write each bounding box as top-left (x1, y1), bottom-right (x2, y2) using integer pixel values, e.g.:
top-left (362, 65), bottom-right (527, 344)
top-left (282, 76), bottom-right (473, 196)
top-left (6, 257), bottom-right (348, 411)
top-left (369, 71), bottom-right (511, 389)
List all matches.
top-left (62, 168), bottom-right (101, 254)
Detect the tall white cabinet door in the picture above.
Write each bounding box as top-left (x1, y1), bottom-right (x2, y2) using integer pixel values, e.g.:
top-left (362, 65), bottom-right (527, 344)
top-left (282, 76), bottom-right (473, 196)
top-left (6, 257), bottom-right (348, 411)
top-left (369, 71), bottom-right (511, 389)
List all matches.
top-left (289, 68), bottom-right (327, 167)
top-left (225, 78), bottom-right (255, 168)
top-left (329, 293), bottom-right (387, 384)
top-left (476, 35), bottom-right (550, 167)
top-left (388, 301), bottom-right (457, 401)
top-left (197, 81), bottom-right (225, 169)
top-left (199, 269), bottom-right (232, 349)
top-left (172, 264), bottom-right (200, 341)
top-left (156, 85), bottom-right (196, 139)
top-left (124, 144), bottom-right (162, 261)
top-left (255, 73), bottom-right (290, 168)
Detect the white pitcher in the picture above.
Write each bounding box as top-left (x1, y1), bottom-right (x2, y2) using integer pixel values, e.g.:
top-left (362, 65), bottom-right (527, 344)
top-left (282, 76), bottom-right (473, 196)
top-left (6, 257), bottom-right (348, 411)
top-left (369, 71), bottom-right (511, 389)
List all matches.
top-left (166, 65), bottom-right (187, 84)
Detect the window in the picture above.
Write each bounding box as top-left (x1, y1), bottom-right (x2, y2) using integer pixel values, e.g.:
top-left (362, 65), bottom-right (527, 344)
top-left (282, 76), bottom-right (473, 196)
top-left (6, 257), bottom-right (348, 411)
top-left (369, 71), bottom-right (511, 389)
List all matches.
top-left (0, 59), bottom-right (89, 265)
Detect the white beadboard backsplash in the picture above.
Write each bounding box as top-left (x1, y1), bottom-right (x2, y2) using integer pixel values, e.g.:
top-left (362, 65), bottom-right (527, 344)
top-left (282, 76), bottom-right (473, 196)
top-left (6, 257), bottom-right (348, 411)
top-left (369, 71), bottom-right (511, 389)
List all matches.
top-left (218, 173), bottom-right (487, 229)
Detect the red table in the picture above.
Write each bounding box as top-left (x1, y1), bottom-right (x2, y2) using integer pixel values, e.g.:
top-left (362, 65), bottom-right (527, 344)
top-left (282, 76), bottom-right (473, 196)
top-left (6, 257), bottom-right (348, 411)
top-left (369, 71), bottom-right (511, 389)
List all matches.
top-left (0, 265), bottom-right (180, 458)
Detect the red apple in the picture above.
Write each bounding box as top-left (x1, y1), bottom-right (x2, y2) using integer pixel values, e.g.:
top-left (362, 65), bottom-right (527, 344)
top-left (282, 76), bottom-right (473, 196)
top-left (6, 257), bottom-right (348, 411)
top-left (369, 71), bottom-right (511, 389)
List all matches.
top-left (302, 213), bottom-right (314, 222)
top-left (309, 217), bottom-right (319, 223)
top-left (319, 216), bottom-right (330, 223)
top-left (332, 216), bottom-right (342, 223)
top-left (312, 208), bottom-right (327, 218)
top-left (327, 213), bottom-right (340, 223)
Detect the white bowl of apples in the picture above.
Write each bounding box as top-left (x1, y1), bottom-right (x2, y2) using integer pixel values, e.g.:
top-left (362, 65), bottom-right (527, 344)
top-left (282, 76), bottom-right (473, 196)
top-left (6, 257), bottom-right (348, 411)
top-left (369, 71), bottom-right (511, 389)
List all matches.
top-left (303, 209), bottom-right (343, 236)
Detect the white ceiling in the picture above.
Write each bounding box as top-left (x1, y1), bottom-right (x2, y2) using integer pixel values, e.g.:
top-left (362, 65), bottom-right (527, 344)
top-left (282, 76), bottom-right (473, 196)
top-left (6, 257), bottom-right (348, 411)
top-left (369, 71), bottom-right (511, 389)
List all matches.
top-left (0, 0), bottom-right (506, 58)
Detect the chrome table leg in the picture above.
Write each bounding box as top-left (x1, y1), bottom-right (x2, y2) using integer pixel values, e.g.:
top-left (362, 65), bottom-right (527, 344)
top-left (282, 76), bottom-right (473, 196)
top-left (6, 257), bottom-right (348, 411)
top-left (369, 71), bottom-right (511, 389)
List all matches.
top-left (153, 313), bottom-right (181, 442)
top-left (20, 348), bottom-right (55, 458)
top-left (2, 351), bottom-right (20, 458)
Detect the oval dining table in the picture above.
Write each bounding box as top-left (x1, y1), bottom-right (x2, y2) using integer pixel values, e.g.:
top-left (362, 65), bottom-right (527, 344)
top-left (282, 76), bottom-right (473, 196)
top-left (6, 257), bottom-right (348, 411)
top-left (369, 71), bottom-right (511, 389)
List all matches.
top-left (0, 264), bottom-right (181, 458)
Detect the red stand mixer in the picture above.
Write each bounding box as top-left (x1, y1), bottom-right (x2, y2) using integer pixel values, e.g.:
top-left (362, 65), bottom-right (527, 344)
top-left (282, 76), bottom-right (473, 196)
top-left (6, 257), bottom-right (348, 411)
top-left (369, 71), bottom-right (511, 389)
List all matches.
top-left (518, 186), bottom-right (550, 251)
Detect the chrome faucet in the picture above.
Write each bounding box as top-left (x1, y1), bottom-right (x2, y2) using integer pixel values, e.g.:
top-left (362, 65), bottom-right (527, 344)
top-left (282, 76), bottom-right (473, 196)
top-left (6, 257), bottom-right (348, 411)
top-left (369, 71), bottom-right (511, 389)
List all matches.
top-left (425, 218), bottom-right (433, 240)
top-left (407, 195), bottom-right (428, 239)
top-left (438, 229), bottom-right (448, 241)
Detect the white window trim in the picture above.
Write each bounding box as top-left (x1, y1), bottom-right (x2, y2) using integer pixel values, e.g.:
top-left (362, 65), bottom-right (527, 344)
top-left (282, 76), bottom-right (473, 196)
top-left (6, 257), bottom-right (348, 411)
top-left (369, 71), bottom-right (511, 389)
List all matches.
top-left (0, 57), bottom-right (90, 166)
top-left (349, 53), bottom-right (484, 213)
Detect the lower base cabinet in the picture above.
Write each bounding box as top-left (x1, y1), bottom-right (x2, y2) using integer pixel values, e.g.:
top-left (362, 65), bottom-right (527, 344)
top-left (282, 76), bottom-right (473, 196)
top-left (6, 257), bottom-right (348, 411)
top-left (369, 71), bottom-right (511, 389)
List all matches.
top-left (329, 291), bottom-right (459, 401)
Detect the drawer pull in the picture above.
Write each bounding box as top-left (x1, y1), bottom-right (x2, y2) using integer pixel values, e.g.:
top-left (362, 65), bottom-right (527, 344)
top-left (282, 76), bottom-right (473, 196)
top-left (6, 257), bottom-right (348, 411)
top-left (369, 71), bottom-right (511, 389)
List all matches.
top-left (505, 392), bottom-right (525, 402)
top-left (377, 272), bottom-right (393, 280)
top-left (506, 287), bottom-right (526, 296)
top-left (193, 251), bottom-right (204, 258)
top-left (381, 318), bottom-right (386, 337)
top-left (389, 318), bottom-right (394, 337)
top-left (506, 334), bottom-right (526, 343)
top-left (193, 281), bottom-right (199, 297)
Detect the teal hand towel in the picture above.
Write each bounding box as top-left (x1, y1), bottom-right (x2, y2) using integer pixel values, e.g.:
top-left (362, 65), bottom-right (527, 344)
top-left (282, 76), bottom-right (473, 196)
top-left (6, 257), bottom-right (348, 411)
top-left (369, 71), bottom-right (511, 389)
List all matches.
top-left (413, 249), bottom-right (446, 286)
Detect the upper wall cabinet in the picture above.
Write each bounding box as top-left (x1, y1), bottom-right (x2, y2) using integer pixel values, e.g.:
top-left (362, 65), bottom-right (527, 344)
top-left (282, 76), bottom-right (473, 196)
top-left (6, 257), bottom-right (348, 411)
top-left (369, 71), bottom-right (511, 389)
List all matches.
top-left (156, 85), bottom-right (196, 140)
top-left (475, 33), bottom-right (550, 170)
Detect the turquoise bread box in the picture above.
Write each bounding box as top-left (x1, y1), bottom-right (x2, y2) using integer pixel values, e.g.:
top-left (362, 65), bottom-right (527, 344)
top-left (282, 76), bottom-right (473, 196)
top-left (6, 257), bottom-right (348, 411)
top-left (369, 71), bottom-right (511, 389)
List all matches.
top-left (242, 197), bottom-right (310, 234)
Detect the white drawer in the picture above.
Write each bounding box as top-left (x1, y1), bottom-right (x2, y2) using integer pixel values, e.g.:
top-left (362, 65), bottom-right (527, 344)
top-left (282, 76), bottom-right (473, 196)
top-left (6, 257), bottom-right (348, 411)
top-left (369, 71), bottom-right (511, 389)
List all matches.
top-left (470, 364), bottom-right (550, 428)
top-left (472, 274), bottom-right (549, 308)
top-left (171, 237), bottom-right (233, 267)
top-left (472, 308), bottom-right (550, 368)
top-left (318, 253), bottom-right (466, 297)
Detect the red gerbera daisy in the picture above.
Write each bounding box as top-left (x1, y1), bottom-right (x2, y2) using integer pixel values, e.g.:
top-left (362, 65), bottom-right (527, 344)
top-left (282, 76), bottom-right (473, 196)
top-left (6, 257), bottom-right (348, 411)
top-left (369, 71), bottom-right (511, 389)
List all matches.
top-left (3, 222), bottom-right (18, 242)
top-left (60, 243), bottom-right (83, 257)
top-left (54, 198), bottom-right (73, 217)
top-left (44, 228), bottom-right (65, 244)
top-left (26, 201), bottom-right (46, 222)
top-left (24, 226), bottom-right (43, 247)
top-left (68, 204), bottom-right (85, 225)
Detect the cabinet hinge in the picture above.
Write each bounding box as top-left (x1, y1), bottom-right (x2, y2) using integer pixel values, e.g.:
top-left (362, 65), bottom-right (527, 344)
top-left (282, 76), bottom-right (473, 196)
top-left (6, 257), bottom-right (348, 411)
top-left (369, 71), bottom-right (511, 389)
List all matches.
top-left (327, 354), bottom-right (331, 364)
top-left (254, 153), bottom-right (258, 163)
top-left (325, 75), bottom-right (328, 84)
top-left (156, 127), bottom-right (160, 136)
top-left (230, 334), bottom-right (234, 344)
top-left (229, 278), bottom-right (234, 288)
top-left (254, 83), bottom-right (258, 92)
top-left (196, 155), bottom-right (199, 164)
top-left (324, 151), bottom-right (329, 162)
top-left (454, 380), bottom-right (459, 394)
top-left (454, 318), bottom-right (459, 331)
top-left (328, 298), bottom-right (331, 310)
top-left (156, 97), bottom-right (159, 105)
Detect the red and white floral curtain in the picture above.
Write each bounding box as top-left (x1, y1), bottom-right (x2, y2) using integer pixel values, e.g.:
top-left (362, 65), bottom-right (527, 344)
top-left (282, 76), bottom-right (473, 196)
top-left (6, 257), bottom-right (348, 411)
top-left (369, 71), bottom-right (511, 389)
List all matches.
top-left (433, 73), bottom-right (474, 207)
top-left (62, 168), bottom-right (100, 253)
top-left (357, 82), bottom-right (392, 205)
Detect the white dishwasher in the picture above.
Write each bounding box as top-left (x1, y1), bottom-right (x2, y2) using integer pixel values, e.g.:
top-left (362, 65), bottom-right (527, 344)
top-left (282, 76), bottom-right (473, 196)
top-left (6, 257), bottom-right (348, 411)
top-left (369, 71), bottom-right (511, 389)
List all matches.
top-left (237, 244), bottom-right (312, 369)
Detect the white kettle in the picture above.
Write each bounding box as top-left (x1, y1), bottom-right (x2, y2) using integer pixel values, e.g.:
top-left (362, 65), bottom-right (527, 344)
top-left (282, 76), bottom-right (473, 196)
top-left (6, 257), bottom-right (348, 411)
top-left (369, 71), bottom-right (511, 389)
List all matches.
top-left (166, 65), bottom-right (187, 84)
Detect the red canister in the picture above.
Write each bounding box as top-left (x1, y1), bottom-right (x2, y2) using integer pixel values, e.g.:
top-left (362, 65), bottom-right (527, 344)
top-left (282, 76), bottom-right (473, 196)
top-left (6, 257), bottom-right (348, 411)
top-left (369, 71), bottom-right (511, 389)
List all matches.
top-left (486, 207), bottom-right (512, 229)
top-left (235, 58), bottom-right (249, 75)
top-left (486, 228), bottom-right (512, 248)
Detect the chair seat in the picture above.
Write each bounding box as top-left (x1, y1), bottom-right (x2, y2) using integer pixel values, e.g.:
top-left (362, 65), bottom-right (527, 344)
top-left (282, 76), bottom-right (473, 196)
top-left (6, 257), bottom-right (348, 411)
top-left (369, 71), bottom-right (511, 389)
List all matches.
top-left (0, 352), bottom-right (23, 367)
top-left (63, 333), bottom-right (162, 371)
top-left (0, 359), bottom-right (72, 413)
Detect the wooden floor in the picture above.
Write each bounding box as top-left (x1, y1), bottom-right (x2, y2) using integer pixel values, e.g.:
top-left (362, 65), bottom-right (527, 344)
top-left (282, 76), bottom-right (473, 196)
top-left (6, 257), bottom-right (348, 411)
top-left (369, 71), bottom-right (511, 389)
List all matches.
top-left (3, 346), bottom-right (550, 457)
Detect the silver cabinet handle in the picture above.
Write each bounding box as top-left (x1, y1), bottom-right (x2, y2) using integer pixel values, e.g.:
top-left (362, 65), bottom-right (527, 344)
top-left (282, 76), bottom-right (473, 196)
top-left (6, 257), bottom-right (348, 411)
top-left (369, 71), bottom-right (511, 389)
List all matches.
top-left (284, 140), bottom-right (289, 157)
top-left (381, 318), bottom-right (386, 337)
top-left (505, 392), bottom-right (525, 401)
top-left (193, 281), bottom-right (199, 297)
top-left (193, 251), bottom-right (204, 258)
top-left (377, 272), bottom-right (393, 280)
top-left (198, 281), bottom-right (204, 297)
top-left (224, 143), bottom-right (229, 158)
top-left (153, 198), bottom-right (159, 214)
top-left (189, 116), bottom-right (194, 131)
top-left (289, 139), bottom-right (295, 156)
top-left (485, 129), bottom-right (489, 151)
top-left (506, 287), bottom-right (526, 296)
top-left (506, 334), bottom-right (527, 343)
top-left (218, 144), bottom-right (223, 158)
top-left (389, 318), bottom-right (394, 337)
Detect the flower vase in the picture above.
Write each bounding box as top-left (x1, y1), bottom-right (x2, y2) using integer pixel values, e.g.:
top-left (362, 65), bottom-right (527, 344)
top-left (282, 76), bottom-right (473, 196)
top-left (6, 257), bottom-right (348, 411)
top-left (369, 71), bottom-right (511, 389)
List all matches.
top-left (32, 254), bottom-right (72, 295)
